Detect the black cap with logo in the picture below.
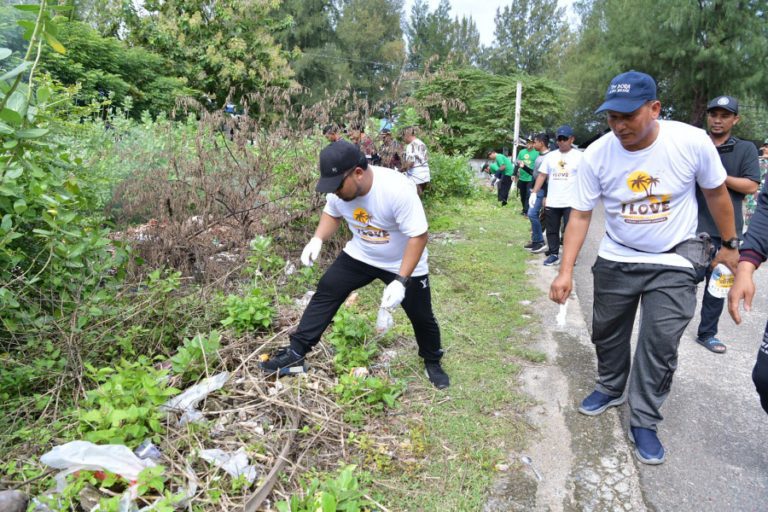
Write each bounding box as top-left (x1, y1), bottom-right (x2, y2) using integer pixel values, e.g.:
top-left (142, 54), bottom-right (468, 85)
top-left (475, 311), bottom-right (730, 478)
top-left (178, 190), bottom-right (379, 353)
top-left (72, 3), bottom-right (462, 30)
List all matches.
top-left (317, 141), bottom-right (368, 193)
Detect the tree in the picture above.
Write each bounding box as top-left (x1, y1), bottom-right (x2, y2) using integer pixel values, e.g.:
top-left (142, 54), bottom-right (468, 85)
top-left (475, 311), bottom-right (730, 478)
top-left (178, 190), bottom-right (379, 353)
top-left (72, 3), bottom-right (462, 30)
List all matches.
top-left (485, 0), bottom-right (566, 75)
top-left (562, 0), bottom-right (768, 128)
top-left (272, 0), bottom-right (351, 105)
top-left (129, 0), bottom-right (294, 106)
top-left (335, 0), bottom-right (405, 103)
top-left (405, 0), bottom-right (482, 71)
top-left (407, 67), bottom-right (564, 154)
top-left (40, 21), bottom-right (192, 116)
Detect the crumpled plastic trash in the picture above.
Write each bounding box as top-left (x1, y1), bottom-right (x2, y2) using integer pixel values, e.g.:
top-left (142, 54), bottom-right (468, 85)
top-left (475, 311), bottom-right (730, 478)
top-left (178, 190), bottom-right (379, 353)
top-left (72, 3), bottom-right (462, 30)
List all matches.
top-left (376, 307), bottom-right (394, 334)
top-left (161, 372), bottom-right (229, 425)
top-left (556, 303), bottom-right (567, 327)
top-left (40, 441), bottom-right (157, 493)
top-left (134, 440), bottom-right (162, 463)
top-left (198, 448), bottom-right (258, 484)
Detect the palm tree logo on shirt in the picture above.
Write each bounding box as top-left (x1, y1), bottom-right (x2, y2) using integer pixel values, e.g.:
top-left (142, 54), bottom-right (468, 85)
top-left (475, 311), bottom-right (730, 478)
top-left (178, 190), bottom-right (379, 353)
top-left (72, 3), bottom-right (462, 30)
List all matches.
top-left (627, 170), bottom-right (660, 198)
top-left (353, 208), bottom-right (370, 225)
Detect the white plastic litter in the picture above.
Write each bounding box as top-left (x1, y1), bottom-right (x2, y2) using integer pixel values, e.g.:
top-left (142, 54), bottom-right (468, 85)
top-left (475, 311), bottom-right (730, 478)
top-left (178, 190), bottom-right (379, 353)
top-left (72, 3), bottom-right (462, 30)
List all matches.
top-left (198, 448), bottom-right (258, 484)
top-left (161, 372), bottom-right (229, 424)
top-left (376, 307), bottom-right (394, 334)
top-left (556, 303), bottom-right (567, 327)
top-left (40, 441), bottom-right (157, 492)
top-left (707, 264), bottom-right (734, 299)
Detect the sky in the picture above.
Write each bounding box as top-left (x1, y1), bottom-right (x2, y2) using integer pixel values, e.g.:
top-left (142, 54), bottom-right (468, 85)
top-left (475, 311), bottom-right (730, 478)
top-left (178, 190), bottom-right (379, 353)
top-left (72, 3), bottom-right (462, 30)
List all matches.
top-left (401, 0), bottom-right (578, 46)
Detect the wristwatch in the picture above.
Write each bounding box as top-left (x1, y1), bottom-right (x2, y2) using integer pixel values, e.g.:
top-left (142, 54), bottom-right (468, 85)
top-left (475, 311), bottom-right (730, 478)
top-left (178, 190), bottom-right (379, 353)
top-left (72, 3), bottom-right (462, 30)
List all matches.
top-left (394, 274), bottom-right (411, 286)
top-left (722, 237), bottom-right (740, 250)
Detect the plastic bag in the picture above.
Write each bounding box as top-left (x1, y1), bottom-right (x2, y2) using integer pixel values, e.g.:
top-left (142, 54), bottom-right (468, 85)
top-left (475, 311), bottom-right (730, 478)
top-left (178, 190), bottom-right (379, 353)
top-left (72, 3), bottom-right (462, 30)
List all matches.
top-left (161, 372), bottom-right (229, 424)
top-left (198, 448), bottom-right (258, 484)
top-left (376, 307), bottom-right (394, 334)
top-left (40, 441), bottom-right (157, 492)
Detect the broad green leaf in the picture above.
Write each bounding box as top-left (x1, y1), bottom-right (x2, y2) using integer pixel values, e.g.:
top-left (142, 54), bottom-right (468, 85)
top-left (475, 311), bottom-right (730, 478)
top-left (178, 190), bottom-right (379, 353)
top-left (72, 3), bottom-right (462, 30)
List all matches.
top-left (15, 128), bottom-right (48, 139)
top-left (0, 61), bottom-right (32, 82)
top-left (44, 32), bottom-right (66, 54)
top-left (14, 5), bottom-right (42, 12)
top-left (37, 86), bottom-right (51, 104)
top-left (0, 121), bottom-right (12, 135)
top-left (3, 140), bottom-right (18, 149)
top-left (1, 214), bottom-right (12, 232)
top-left (6, 92), bottom-right (27, 117)
top-left (4, 168), bottom-right (22, 180)
top-left (0, 49), bottom-right (11, 61)
top-left (13, 199), bottom-right (26, 214)
top-left (0, 108), bottom-right (22, 126)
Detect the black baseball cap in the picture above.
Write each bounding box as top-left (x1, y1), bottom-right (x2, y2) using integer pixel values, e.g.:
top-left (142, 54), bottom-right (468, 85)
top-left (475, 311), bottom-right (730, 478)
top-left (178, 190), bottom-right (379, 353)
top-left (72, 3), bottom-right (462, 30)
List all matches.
top-left (317, 141), bottom-right (368, 193)
top-left (706, 96), bottom-right (739, 114)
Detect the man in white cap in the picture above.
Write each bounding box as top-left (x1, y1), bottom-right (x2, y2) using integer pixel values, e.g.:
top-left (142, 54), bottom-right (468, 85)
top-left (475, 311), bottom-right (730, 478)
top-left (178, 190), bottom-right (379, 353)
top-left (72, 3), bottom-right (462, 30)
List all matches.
top-left (260, 140), bottom-right (449, 389)
top-left (549, 70), bottom-right (738, 464)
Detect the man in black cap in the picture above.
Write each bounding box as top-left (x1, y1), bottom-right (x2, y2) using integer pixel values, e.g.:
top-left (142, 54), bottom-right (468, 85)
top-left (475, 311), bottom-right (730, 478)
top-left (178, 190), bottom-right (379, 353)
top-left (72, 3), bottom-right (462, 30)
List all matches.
top-left (549, 71), bottom-right (738, 465)
top-left (693, 96), bottom-right (760, 354)
top-left (260, 140), bottom-right (449, 389)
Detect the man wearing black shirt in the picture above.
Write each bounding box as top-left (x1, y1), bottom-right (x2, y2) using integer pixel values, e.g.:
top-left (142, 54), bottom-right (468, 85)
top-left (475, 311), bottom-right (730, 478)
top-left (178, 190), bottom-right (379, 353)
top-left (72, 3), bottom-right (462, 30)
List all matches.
top-left (695, 96), bottom-right (761, 354)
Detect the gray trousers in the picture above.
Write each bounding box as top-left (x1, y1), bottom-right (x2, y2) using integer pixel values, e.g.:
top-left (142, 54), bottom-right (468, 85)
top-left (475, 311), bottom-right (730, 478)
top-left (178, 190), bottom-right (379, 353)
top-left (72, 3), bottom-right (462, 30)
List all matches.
top-left (591, 257), bottom-right (697, 430)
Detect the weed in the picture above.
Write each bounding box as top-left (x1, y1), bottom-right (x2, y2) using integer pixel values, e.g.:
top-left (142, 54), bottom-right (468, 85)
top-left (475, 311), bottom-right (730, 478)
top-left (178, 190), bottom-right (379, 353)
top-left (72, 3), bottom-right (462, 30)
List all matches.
top-left (220, 289), bottom-right (275, 334)
top-left (326, 308), bottom-right (377, 373)
top-left (276, 465), bottom-right (373, 512)
top-left (76, 356), bottom-right (179, 447)
top-left (334, 375), bottom-right (406, 425)
top-left (170, 330), bottom-right (222, 382)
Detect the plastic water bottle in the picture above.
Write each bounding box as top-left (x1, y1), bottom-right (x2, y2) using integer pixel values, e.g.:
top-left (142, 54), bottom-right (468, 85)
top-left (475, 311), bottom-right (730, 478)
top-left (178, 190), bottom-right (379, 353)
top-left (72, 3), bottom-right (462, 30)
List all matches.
top-left (707, 264), bottom-right (734, 299)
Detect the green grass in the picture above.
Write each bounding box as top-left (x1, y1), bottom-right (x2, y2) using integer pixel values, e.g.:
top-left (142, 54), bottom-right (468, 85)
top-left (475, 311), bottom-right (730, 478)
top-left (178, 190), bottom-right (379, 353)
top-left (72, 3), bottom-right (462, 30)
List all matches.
top-left (370, 193), bottom-right (547, 510)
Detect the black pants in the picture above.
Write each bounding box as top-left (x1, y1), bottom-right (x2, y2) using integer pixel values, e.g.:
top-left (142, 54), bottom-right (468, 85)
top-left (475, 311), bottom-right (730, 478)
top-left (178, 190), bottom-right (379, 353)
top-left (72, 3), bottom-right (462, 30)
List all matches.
top-left (498, 175), bottom-right (513, 203)
top-left (289, 251), bottom-right (443, 362)
top-left (753, 320), bottom-right (768, 414)
top-left (517, 180), bottom-right (531, 214)
top-left (545, 206), bottom-right (570, 256)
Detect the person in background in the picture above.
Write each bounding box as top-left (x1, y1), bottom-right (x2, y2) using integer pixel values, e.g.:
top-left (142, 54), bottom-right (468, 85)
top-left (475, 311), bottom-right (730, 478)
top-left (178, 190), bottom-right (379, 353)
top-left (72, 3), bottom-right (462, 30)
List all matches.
top-left (349, 123), bottom-right (378, 164)
top-left (529, 125), bottom-right (582, 266)
top-left (524, 133), bottom-right (551, 253)
top-left (515, 139), bottom-right (539, 216)
top-left (401, 127), bottom-right (431, 195)
top-left (323, 124), bottom-right (343, 143)
top-left (378, 128), bottom-right (402, 170)
top-left (692, 96), bottom-right (760, 354)
top-left (488, 150), bottom-right (514, 206)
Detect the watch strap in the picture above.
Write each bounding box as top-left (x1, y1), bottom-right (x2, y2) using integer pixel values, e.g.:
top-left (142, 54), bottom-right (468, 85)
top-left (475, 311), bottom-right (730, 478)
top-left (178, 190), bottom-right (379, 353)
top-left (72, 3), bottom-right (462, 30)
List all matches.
top-left (394, 274), bottom-right (410, 286)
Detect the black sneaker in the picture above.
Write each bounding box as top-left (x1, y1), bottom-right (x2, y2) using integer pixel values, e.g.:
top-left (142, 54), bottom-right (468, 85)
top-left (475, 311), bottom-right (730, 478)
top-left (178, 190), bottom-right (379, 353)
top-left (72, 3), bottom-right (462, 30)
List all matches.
top-left (424, 362), bottom-right (450, 389)
top-left (524, 241), bottom-right (535, 250)
top-left (260, 346), bottom-right (306, 376)
top-left (529, 242), bottom-right (546, 253)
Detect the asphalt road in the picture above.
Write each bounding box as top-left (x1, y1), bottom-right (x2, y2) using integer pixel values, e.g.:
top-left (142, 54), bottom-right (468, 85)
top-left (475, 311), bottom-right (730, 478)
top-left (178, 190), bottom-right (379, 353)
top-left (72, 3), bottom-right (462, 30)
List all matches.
top-left (572, 202), bottom-right (768, 511)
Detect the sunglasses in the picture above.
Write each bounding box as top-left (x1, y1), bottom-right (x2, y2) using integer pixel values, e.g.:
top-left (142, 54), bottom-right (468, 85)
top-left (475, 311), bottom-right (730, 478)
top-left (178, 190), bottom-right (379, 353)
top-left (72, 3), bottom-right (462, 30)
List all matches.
top-left (557, 136), bottom-right (570, 141)
top-left (335, 167), bottom-right (357, 193)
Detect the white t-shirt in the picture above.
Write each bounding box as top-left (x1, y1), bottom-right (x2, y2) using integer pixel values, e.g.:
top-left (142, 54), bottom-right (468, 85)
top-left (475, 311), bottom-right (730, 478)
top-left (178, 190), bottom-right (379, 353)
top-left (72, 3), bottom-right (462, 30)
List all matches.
top-left (324, 166), bottom-right (429, 275)
top-left (539, 148), bottom-right (582, 207)
top-left (405, 138), bottom-right (430, 184)
top-left (573, 120), bottom-right (726, 267)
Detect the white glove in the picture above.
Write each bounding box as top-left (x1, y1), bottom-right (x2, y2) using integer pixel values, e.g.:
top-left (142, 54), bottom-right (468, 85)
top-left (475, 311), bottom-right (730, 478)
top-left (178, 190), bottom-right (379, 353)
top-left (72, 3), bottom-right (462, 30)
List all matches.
top-left (300, 237), bottom-right (323, 267)
top-left (528, 193), bottom-right (537, 209)
top-left (380, 280), bottom-right (406, 310)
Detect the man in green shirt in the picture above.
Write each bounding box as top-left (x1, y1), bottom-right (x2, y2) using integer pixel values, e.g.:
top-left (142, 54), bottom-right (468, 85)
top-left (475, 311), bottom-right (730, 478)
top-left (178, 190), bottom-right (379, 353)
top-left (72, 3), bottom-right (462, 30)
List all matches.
top-left (488, 150), bottom-right (514, 206)
top-left (515, 139), bottom-right (539, 216)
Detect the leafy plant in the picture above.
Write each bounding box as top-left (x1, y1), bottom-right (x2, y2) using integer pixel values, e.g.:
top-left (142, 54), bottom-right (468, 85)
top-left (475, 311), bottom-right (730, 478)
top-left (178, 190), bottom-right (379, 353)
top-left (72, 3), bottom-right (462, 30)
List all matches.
top-left (220, 288), bottom-right (275, 334)
top-left (76, 356), bottom-right (179, 446)
top-left (326, 308), bottom-right (377, 372)
top-left (427, 153), bottom-right (478, 201)
top-left (334, 374), bottom-right (406, 425)
top-left (276, 465), bottom-right (373, 512)
top-left (247, 235), bottom-right (285, 280)
top-left (170, 330), bottom-right (221, 382)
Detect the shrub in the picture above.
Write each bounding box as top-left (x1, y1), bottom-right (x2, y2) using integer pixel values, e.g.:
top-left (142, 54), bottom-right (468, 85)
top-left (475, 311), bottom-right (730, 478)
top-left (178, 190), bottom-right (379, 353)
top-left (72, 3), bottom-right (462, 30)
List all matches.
top-left (427, 153), bottom-right (477, 201)
top-left (170, 330), bottom-right (221, 383)
top-left (76, 356), bottom-right (179, 447)
top-left (326, 308), bottom-right (377, 372)
top-left (276, 465), bottom-right (373, 512)
top-left (334, 375), bottom-right (406, 425)
top-left (220, 288), bottom-right (275, 334)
